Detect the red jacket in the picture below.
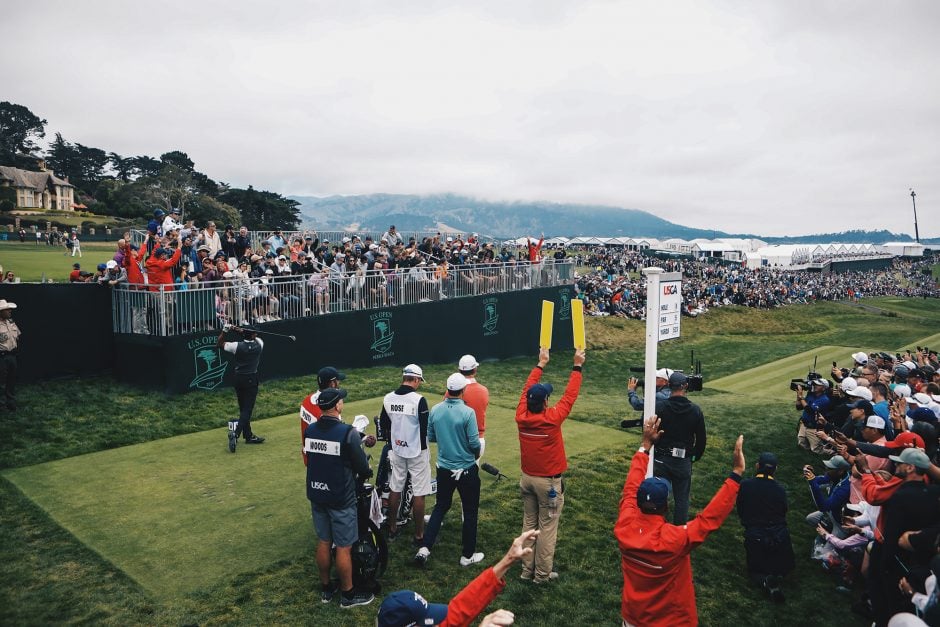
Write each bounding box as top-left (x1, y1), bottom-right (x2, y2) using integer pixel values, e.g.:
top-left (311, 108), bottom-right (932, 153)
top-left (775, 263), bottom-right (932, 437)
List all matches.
top-left (145, 247), bottom-right (182, 291)
top-left (124, 248), bottom-right (146, 285)
top-left (515, 366), bottom-right (581, 476)
top-left (526, 237), bottom-right (543, 262)
top-left (615, 451), bottom-right (740, 626)
top-left (441, 567), bottom-right (506, 627)
top-left (299, 391), bottom-right (323, 466)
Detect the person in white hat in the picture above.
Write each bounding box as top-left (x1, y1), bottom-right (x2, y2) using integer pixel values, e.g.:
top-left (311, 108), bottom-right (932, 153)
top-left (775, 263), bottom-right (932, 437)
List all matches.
top-left (456, 355), bottom-right (490, 459)
top-left (0, 299), bottom-right (21, 411)
top-left (380, 364), bottom-right (432, 543)
top-left (626, 367), bottom-right (673, 412)
top-left (414, 372), bottom-right (484, 568)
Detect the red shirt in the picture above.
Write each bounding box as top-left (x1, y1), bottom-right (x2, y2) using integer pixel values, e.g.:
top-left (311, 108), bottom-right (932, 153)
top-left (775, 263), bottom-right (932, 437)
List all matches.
top-left (124, 248), bottom-right (145, 285)
top-left (144, 247), bottom-right (182, 291)
top-left (299, 391), bottom-right (323, 466)
top-left (615, 451), bottom-right (741, 626)
top-left (441, 567), bottom-right (506, 627)
top-left (515, 366), bottom-right (581, 477)
top-left (454, 379), bottom-right (489, 438)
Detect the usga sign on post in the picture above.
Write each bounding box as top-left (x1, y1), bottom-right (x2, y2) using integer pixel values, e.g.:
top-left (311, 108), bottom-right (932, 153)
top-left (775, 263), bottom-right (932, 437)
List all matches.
top-left (641, 267), bottom-right (682, 476)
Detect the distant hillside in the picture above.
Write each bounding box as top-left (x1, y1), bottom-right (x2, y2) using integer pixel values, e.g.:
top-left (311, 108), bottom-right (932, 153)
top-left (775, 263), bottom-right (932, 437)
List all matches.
top-left (290, 193), bottom-right (734, 240)
top-left (290, 193), bottom-right (937, 244)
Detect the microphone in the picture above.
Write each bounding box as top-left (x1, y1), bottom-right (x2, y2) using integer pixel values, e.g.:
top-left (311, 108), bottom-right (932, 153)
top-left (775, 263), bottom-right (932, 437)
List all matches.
top-left (480, 462), bottom-right (508, 481)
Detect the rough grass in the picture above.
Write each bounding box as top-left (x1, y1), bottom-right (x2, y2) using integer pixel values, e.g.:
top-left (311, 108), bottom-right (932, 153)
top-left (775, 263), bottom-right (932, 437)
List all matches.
top-left (1, 297), bottom-right (940, 625)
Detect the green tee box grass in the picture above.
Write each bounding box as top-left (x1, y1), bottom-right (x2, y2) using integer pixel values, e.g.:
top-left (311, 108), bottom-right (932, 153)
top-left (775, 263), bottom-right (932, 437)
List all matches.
top-left (0, 240), bottom-right (119, 282)
top-left (2, 394), bottom-right (627, 600)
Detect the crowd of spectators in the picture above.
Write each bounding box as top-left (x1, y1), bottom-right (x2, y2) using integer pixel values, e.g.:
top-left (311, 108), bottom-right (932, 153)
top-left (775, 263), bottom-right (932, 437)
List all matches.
top-left (573, 249), bottom-right (939, 319)
top-left (792, 348), bottom-right (940, 625)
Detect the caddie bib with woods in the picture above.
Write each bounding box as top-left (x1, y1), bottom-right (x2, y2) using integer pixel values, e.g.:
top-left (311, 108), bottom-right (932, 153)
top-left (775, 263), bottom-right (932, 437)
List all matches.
top-left (383, 390), bottom-right (422, 458)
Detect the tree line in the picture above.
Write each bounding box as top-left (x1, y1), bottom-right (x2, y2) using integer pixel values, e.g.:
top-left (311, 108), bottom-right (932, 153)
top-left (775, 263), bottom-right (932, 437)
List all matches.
top-left (0, 101), bottom-right (300, 230)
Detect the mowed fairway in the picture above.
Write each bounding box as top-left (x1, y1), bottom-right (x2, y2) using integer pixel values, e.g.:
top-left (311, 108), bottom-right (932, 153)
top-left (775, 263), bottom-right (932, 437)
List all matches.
top-left (0, 240), bottom-right (121, 282)
top-left (3, 396), bottom-right (628, 600)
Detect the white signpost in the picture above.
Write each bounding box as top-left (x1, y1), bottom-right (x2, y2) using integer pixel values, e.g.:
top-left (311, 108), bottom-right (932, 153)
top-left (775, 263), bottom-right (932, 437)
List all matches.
top-left (641, 267), bottom-right (683, 476)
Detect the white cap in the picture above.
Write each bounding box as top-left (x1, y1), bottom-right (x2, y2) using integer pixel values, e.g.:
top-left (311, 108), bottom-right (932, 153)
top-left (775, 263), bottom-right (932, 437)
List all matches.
top-left (342, 237), bottom-right (351, 243)
top-left (446, 373), bottom-right (469, 392)
top-left (458, 355), bottom-right (479, 371)
top-left (846, 387), bottom-right (872, 401)
top-left (913, 393), bottom-right (932, 406)
top-left (105, 260), bottom-right (118, 269)
top-left (865, 415), bottom-right (886, 429)
top-left (222, 271), bottom-right (234, 278)
top-left (903, 360), bottom-right (918, 371)
top-left (402, 364), bottom-right (424, 380)
top-left (893, 384), bottom-right (912, 398)
top-left (655, 368), bottom-right (673, 380)
top-left (852, 352), bottom-right (869, 364)
top-left (840, 377), bottom-right (858, 392)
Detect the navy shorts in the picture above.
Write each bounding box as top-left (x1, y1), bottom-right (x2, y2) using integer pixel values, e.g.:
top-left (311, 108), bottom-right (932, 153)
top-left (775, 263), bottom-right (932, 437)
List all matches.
top-left (311, 502), bottom-right (358, 547)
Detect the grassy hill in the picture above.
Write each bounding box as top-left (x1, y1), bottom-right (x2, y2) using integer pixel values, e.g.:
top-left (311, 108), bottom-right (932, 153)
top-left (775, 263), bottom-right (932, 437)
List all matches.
top-left (2, 299), bottom-right (939, 625)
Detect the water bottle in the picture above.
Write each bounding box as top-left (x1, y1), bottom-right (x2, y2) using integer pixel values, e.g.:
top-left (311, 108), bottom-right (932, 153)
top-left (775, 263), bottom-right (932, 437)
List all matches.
top-left (547, 485), bottom-right (558, 518)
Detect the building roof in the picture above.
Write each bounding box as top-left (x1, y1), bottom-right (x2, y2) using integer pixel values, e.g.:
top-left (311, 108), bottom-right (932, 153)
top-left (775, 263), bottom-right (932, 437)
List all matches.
top-left (0, 165), bottom-right (73, 191)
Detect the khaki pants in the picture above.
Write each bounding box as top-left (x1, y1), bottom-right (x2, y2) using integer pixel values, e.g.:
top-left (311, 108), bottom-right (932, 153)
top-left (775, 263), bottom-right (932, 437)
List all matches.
top-left (519, 472), bottom-right (564, 581)
top-left (797, 422), bottom-right (826, 454)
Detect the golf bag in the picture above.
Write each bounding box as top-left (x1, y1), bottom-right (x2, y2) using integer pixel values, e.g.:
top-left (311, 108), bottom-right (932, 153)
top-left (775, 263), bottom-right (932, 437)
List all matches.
top-left (374, 416), bottom-right (414, 527)
top-left (350, 482), bottom-right (387, 592)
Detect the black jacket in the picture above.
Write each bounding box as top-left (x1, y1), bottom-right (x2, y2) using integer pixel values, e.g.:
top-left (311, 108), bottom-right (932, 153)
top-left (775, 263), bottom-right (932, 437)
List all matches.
top-left (654, 395), bottom-right (707, 461)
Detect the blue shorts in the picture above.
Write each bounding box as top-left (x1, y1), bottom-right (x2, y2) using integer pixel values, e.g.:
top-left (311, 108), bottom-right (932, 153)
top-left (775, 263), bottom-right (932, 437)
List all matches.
top-left (311, 502), bottom-right (358, 547)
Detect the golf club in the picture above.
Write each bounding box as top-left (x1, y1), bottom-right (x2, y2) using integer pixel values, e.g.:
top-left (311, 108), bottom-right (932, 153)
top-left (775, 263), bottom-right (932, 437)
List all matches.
top-left (227, 326), bottom-right (297, 342)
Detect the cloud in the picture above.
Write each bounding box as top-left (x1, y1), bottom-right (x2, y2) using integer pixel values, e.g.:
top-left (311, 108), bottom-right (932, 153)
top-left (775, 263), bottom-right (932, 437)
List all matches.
top-left (3, 0), bottom-right (938, 237)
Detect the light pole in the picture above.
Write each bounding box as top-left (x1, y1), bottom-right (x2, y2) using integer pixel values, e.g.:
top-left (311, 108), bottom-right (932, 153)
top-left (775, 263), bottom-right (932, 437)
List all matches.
top-left (910, 189), bottom-right (920, 243)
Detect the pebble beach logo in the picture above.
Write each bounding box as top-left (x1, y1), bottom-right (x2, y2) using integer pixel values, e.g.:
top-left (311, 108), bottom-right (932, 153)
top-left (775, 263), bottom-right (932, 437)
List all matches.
top-left (482, 298), bottom-right (499, 336)
top-left (370, 311), bottom-right (395, 359)
top-left (558, 289), bottom-right (572, 321)
top-left (188, 335), bottom-right (228, 390)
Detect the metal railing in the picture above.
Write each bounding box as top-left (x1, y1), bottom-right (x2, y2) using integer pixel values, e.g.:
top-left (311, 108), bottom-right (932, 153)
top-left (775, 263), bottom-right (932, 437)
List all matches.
top-left (129, 229), bottom-right (498, 250)
top-left (112, 260), bottom-right (575, 336)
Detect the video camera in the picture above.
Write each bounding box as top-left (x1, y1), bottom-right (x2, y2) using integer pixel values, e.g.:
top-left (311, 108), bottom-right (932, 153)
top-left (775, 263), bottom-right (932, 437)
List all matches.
top-left (621, 351), bottom-right (704, 429)
top-left (789, 356), bottom-right (826, 391)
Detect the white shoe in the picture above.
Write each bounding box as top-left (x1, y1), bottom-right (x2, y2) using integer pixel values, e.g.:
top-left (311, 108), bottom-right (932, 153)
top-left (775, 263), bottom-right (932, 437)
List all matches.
top-left (423, 514), bottom-right (431, 524)
top-left (459, 552), bottom-right (484, 566)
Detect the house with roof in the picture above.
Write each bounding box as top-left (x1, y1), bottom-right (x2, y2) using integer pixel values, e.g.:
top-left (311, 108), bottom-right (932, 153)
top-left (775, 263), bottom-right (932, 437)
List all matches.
top-left (0, 164), bottom-right (75, 211)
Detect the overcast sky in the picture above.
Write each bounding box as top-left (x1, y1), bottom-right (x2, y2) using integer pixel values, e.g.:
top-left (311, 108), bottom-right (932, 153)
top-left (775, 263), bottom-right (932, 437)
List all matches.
top-left (4, 1), bottom-right (938, 237)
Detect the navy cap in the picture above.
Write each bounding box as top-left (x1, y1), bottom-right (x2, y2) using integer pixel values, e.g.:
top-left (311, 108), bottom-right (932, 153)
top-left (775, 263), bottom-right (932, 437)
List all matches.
top-left (526, 383), bottom-right (554, 402)
top-left (316, 387), bottom-right (347, 409)
top-left (317, 366), bottom-right (346, 388)
top-left (378, 590), bottom-right (448, 627)
top-left (758, 452), bottom-right (779, 468)
top-left (637, 476), bottom-right (671, 508)
top-left (911, 407), bottom-right (938, 424)
top-left (847, 399), bottom-right (874, 414)
top-left (97, 263), bottom-right (107, 271)
top-left (668, 371), bottom-right (688, 389)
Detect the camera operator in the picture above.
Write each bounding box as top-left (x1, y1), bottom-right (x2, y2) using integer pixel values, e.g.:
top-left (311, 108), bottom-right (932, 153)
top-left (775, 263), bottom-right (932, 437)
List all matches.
top-left (652, 371), bottom-right (706, 525)
top-left (803, 455), bottom-right (851, 536)
top-left (626, 368), bottom-right (672, 412)
top-left (796, 378), bottom-right (831, 454)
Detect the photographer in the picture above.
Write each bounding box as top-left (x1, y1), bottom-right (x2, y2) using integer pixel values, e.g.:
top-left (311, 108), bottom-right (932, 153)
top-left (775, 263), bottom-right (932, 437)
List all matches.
top-left (652, 371), bottom-right (706, 525)
top-left (803, 455), bottom-right (851, 536)
top-left (796, 378), bottom-right (831, 454)
top-left (626, 368), bottom-right (672, 411)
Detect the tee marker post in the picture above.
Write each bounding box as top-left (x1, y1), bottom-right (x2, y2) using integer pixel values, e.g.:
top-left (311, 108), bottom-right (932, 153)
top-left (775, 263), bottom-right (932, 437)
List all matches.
top-left (571, 298), bottom-right (585, 350)
top-left (539, 300), bottom-right (554, 349)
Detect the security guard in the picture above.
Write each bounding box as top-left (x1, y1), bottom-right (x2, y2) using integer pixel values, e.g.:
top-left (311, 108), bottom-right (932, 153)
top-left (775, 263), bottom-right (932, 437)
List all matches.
top-left (305, 387), bottom-right (374, 608)
top-left (0, 299), bottom-right (21, 412)
top-left (653, 371), bottom-right (707, 525)
top-left (736, 452), bottom-right (794, 603)
top-left (218, 324), bottom-right (266, 452)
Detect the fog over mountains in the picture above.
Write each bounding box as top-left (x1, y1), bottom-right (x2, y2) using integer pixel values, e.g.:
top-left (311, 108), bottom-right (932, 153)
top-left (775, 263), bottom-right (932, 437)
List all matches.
top-left (291, 193), bottom-right (931, 244)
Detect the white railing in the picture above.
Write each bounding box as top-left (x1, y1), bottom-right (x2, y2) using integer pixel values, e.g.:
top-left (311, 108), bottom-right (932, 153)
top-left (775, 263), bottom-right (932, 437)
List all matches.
top-left (112, 260), bottom-right (575, 336)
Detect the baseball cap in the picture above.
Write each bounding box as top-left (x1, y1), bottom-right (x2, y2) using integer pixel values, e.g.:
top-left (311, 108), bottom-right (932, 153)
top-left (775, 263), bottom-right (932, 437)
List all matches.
top-left (106, 260), bottom-right (118, 269)
top-left (852, 352), bottom-right (869, 364)
top-left (893, 384), bottom-right (912, 398)
top-left (637, 476), bottom-right (671, 508)
top-left (757, 452), bottom-right (779, 468)
top-left (458, 355), bottom-right (479, 371)
top-left (73, 263), bottom-right (81, 268)
top-left (655, 368), bottom-right (673, 380)
top-left (378, 590), bottom-right (449, 627)
top-left (810, 378), bottom-right (830, 389)
top-left (865, 415), bottom-right (886, 430)
top-left (847, 387), bottom-right (873, 402)
top-left (823, 455), bottom-right (850, 470)
top-left (840, 377), bottom-right (858, 392)
top-left (847, 399), bottom-right (874, 414)
top-left (886, 432), bottom-right (926, 450)
top-left (895, 365), bottom-right (911, 379)
top-left (911, 407), bottom-right (938, 424)
top-left (912, 393), bottom-right (933, 406)
top-left (446, 373), bottom-right (468, 392)
top-left (526, 383), bottom-right (554, 402)
top-left (97, 263), bottom-right (107, 271)
top-left (197, 245), bottom-right (211, 253)
top-left (668, 371), bottom-right (688, 389)
top-left (889, 447), bottom-right (933, 470)
top-left (402, 364), bottom-right (425, 381)
top-left (317, 366), bottom-right (346, 388)
top-left (316, 387), bottom-right (347, 409)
